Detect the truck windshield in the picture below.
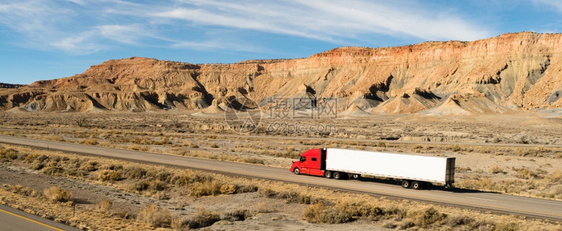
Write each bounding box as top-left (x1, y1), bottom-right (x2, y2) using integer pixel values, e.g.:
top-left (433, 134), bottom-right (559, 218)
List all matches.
top-left (300, 156), bottom-right (306, 162)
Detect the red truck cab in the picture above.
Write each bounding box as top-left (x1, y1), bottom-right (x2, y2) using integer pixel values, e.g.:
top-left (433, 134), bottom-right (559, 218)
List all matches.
top-left (290, 148), bottom-right (326, 176)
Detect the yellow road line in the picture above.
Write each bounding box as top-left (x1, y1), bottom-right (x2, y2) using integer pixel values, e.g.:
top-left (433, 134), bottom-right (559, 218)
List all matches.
top-left (0, 208), bottom-right (63, 231)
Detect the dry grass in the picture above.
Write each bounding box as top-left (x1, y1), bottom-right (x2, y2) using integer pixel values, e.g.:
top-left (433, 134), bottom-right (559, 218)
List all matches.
top-left (97, 199), bottom-right (112, 213)
top-left (0, 141), bottom-right (561, 230)
top-left (489, 164), bottom-right (505, 174)
top-left (43, 186), bottom-right (73, 203)
top-left (136, 204), bottom-right (172, 228)
top-left (304, 202), bottom-right (353, 224)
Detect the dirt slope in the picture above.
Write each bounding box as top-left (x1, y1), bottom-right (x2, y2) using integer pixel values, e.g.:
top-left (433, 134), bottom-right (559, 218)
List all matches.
top-left (1, 32), bottom-right (561, 114)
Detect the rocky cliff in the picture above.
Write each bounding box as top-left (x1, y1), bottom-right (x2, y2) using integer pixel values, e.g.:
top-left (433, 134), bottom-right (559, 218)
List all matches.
top-left (1, 32), bottom-right (561, 114)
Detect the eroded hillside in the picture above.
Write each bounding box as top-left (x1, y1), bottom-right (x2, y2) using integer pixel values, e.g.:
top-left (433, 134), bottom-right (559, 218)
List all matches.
top-left (1, 32), bottom-right (561, 114)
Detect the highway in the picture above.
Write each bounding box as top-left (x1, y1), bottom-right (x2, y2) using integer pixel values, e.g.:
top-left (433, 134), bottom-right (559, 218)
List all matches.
top-left (0, 204), bottom-right (79, 231)
top-left (1, 135), bottom-right (561, 222)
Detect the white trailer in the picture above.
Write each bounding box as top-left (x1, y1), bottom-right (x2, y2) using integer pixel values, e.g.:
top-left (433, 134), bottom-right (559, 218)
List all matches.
top-left (326, 148), bottom-right (455, 189)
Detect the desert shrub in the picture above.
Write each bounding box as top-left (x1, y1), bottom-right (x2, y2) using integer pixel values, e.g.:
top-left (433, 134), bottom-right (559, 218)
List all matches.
top-left (545, 170), bottom-right (562, 184)
top-left (130, 144), bottom-right (150, 152)
top-left (547, 185), bottom-right (562, 199)
top-left (182, 140), bottom-right (199, 148)
top-left (137, 204), bottom-right (172, 228)
top-left (241, 157), bottom-right (265, 165)
top-left (16, 152), bottom-right (28, 160)
top-left (80, 160), bottom-right (99, 172)
top-left (80, 138), bottom-right (99, 145)
top-left (494, 222), bottom-right (519, 231)
top-left (377, 141), bottom-right (387, 147)
top-left (489, 164), bottom-right (504, 174)
top-left (209, 142), bottom-right (219, 148)
top-left (260, 188), bottom-right (320, 204)
top-left (149, 180), bottom-right (167, 191)
top-left (100, 164), bottom-right (123, 171)
top-left (409, 207), bottom-right (447, 228)
top-left (98, 199), bottom-right (112, 213)
top-left (219, 184), bottom-right (237, 194)
top-left (221, 209), bottom-right (253, 221)
top-left (451, 145), bottom-right (462, 152)
top-left (186, 207), bottom-right (220, 228)
top-left (352, 203), bottom-right (385, 218)
top-left (514, 167), bottom-right (540, 179)
top-left (3, 184), bottom-right (41, 197)
top-left (42, 166), bottom-right (64, 176)
top-left (31, 162), bottom-right (45, 170)
top-left (171, 170), bottom-right (212, 186)
top-left (98, 170), bottom-right (122, 182)
top-left (382, 204), bottom-right (407, 219)
top-left (43, 186), bottom-right (73, 203)
top-left (125, 166), bottom-right (147, 179)
top-left (236, 184), bottom-right (258, 193)
top-left (446, 214), bottom-right (475, 227)
top-left (303, 202), bottom-right (353, 224)
top-left (130, 180), bottom-right (150, 192)
top-left (258, 187), bottom-right (277, 198)
top-left (154, 191), bottom-right (169, 200)
top-left (36, 155), bottom-right (49, 162)
top-left (189, 181), bottom-right (222, 197)
top-left (23, 154), bottom-right (39, 163)
top-left (66, 168), bottom-right (87, 177)
top-left (1, 148), bottom-right (19, 160)
top-left (147, 167), bottom-right (172, 182)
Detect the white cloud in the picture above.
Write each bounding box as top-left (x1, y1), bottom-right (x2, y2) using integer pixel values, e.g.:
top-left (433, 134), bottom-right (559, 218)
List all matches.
top-left (0, 1), bottom-right (63, 34)
top-left (50, 31), bottom-right (102, 54)
top-left (97, 24), bottom-right (150, 45)
top-left (532, 0), bottom-right (562, 12)
top-left (0, 0), bottom-right (494, 54)
top-left (153, 0), bottom-right (492, 42)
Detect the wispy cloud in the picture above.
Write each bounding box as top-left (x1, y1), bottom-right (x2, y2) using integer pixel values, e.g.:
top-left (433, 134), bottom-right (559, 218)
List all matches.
top-left (0, 0), bottom-right (493, 55)
top-left (50, 31), bottom-right (102, 54)
top-left (0, 1), bottom-right (66, 35)
top-left (97, 24), bottom-right (150, 45)
top-left (532, 0), bottom-right (562, 12)
top-left (153, 0), bottom-right (492, 42)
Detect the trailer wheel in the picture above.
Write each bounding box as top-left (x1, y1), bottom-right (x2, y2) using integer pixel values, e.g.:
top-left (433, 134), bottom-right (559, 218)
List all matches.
top-left (324, 171), bottom-right (332, 178)
top-left (352, 174), bottom-right (361, 180)
top-left (401, 180), bottom-right (411, 188)
top-left (412, 181), bottom-right (422, 190)
top-left (293, 168), bottom-right (300, 175)
top-left (333, 172), bottom-right (342, 180)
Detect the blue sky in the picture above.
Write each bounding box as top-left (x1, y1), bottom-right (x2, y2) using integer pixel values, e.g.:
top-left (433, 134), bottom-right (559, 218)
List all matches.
top-left (1, 0), bottom-right (562, 84)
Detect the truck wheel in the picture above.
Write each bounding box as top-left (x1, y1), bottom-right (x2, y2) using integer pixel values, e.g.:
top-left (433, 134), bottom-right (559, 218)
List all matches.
top-left (352, 174), bottom-right (361, 180)
top-left (293, 168), bottom-right (300, 175)
top-left (412, 181), bottom-right (422, 190)
top-left (401, 180), bottom-right (411, 188)
top-left (333, 172), bottom-right (342, 180)
top-left (324, 171), bottom-right (332, 178)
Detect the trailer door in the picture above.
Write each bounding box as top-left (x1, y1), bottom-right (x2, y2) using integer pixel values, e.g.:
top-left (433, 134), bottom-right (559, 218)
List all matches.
top-left (446, 158), bottom-right (456, 184)
top-left (320, 148), bottom-right (327, 170)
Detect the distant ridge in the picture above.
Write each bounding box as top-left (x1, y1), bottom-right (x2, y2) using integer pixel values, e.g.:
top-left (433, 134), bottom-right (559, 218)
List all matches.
top-left (0, 83), bottom-right (25, 89)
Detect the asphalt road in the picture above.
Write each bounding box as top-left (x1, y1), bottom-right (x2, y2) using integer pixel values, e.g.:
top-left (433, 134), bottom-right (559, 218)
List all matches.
top-left (0, 204), bottom-right (79, 231)
top-left (1, 135), bottom-right (561, 222)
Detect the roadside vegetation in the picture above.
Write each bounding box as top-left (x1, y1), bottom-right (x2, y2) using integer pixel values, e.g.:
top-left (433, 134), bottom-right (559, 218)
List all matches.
top-left (0, 112), bottom-right (560, 201)
top-left (1, 144), bottom-right (560, 230)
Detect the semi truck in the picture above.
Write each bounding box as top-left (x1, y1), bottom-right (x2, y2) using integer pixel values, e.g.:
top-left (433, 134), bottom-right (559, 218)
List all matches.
top-left (290, 148), bottom-right (455, 189)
